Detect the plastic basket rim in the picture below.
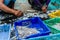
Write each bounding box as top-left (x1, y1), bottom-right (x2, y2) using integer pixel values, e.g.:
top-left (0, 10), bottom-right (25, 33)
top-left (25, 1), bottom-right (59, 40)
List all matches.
top-left (27, 33), bottom-right (60, 40)
top-left (44, 17), bottom-right (60, 31)
top-left (17, 33), bottom-right (60, 40)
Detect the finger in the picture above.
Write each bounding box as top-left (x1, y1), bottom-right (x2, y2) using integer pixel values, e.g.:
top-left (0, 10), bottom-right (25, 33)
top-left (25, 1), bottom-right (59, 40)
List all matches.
top-left (18, 12), bottom-right (23, 17)
top-left (19, 13), bottom-right (23, 16)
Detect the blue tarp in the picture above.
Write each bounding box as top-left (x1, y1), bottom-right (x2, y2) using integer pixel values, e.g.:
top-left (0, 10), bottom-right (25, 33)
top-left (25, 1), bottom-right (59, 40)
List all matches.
top-left (48, 0), bottom-right (60, 10)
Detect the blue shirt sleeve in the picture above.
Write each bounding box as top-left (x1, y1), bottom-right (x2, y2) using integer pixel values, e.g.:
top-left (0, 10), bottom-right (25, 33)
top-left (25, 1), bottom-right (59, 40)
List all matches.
top-left (4, 0), bottom-right (11, 5)
top-left (4, 0), bottom-right (16, 5)
top-left (12, 0), bottom-right (16, 2)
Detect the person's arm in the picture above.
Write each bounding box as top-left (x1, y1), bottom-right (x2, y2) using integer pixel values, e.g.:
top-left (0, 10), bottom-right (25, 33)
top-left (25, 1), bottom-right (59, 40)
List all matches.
top-left (0, 0), bottom-right (16, 14)
top-left (0, 0), bottom-right (23, 17)
top-left (41, 0), bottom-right (50, 8)
top-left (46, 0), bottom-right (50, 6)
top-left (34, 0), bottom-right (42, 8)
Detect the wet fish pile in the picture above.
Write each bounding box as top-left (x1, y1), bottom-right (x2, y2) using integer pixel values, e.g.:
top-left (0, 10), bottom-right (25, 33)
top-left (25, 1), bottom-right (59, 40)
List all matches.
top-left (17, 26), bottom-right (39, 38)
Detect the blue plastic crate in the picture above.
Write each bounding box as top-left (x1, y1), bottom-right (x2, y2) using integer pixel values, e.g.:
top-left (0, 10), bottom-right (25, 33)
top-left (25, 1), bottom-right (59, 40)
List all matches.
top-left (28, 33), bottom-right (60, 40)
top-left (14, 17), bottom-right (50, 40)
top-left (0, 24), bottom-right (11, 40)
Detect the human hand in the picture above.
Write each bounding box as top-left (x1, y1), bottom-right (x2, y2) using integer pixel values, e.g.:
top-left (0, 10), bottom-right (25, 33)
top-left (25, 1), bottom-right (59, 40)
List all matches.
top-left (14, 10), bottom-right (23, 17)
top-left (42, 6), bottom-right (47, 13)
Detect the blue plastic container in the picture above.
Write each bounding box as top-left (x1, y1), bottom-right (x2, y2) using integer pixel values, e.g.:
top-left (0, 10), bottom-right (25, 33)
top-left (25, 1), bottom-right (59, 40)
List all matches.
top-left (0, 24), bottom-right (11, 40)
top-left (28, 33), bottom-right (60, 40)
top-left (14, 17), bottom-right (50, 40)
